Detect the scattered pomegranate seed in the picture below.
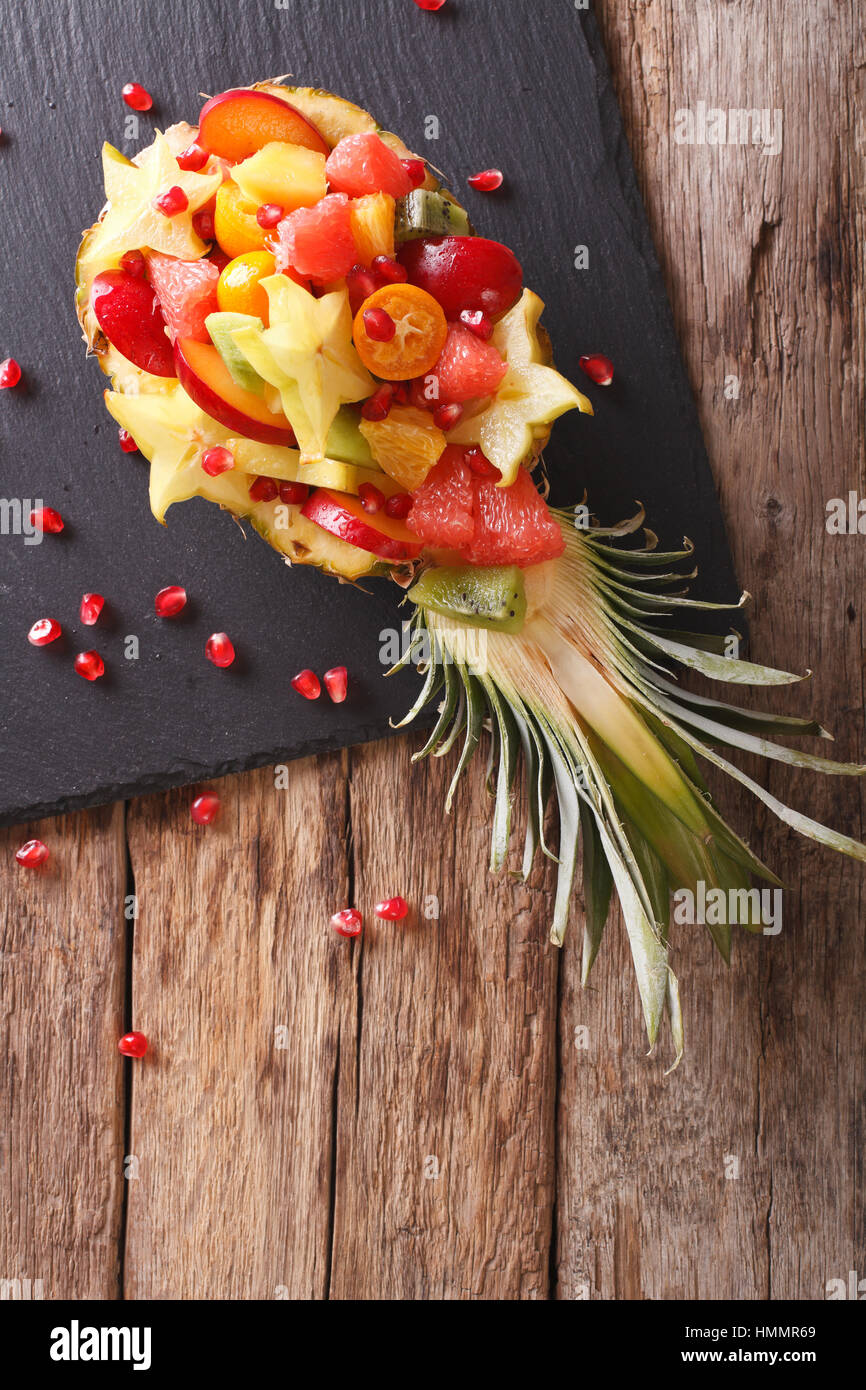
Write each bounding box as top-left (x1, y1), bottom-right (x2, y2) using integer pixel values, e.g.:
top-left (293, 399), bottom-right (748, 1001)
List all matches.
top-left (468, 168), bottom-right (504, 192)
top-left (346, 263), bottom-right (381, 315)
top-left (358, 482), bottom-right (385, 513)
top-left (433, 402), bottom-right (463, 431)
top-left (278, 481), bottom-right (310, 505)
top-left (375, 895), bottom-right (409, 921)
top-left (15, 839), bottom-right (49, 868)
top-left (30, 507), bottom-right (64, 534)
top-left (257, 202), bottom-right (284, 229)
top-left (384, 492), bottom-right (412, 520)
top-left (323, 666), bottom-right (348, 704)
top-left (74, 650), bottom-right (105, 681)
top-left (201, 445), bottom-right (234, 476)
top-left (372, 255), bottom-right (408, 284)
top-left (154, 585), bottom-right (187, 618)
top-left (27, 618), bottom-right (62, 646)
top-left (459, 308), bottom-right (494, 340)
top-left (206, 632), bottom-right (235, 668)
top-left (248, 475), bottom-right (278, 502)
top-left (331, 908), bottom-right (362, 939)
top-left (118, 427), bottom-right (138, 452)
top-left (361, 384), bottom-right (394, 422)
top-left (413, 0), bottom-right (448, 13)
top-left (117, 1031), bottom-right (148, 1058)
top-left (292, 668), bottom-right (321, 700)
top-left (401, 158), bottom-right (427, 188)
top-left (0, 357), bottom-right (22, 389)
top-left (153, 185), bottom-right (188, 217)
top-left (177, 142), bottom-right (208, 171)
top-left (464, 446), bottom-right (501, 479)
top-left (122, 82), bottom-right (153, 112)
top-left (191, 792), bottom-right (220, 825)
top-left (363, 306), bottom-right (396, 342)
top-left (579, 353), bottom-right (614, 386)
top-left (192, 208), bottom-right (215, 240)
top-left (79, 593), bottom-right (105, 627)
top-left (120, 248), bottom-right (147, 278)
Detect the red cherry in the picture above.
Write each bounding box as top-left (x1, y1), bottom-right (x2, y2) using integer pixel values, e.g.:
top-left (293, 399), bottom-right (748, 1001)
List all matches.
top-left (323, 666), bottom-right (348, 704)
top-left (467, 168), bottom-right (504, 192)
top-left (30, 506), bottom-right (64, 534)
top-left (15, 839), bottom-right (49, 868)
top-left (398, 236), bottom-right (523, 319)
top-left (74, 650), bottom-right (105, 681)
top-left (248, 475), bottom-right (278, 502)
top-left (117, 1031), bottom-right (148, 1058)
top-left (375, 895), bottom-right (409, 921)
top-left (177, 142), bottom-right (208, 171)
top-left (206, 633), bottom-right (235, 668)
top-left (122, 83), bottom-right (153, 112)
top-left (90, 269), bottom-right (175, 377)
top-left (154, 585), bottom-right (187, 618)
top-left (358, 482), bottom-right (385, 514)
top-left (28, 618), bottom-right (62, 646)
top-left (79, 594), bottom-right (105, 626)
top-left (278, 481), bottom-right (309, 505)
top-left (256, 203), bottom-right (284, 229)
top-left (118, 427), bottom-right (138, 452)
top-left (331, 908), bottom-right (362, 938)
top-left (291, 669), bottom-right (321, 700)
top-left (191, 792), bottom-right (220, 825)
top-left (201, 445), bottom-right (234, 476)
top-left (579, 353), bottom-right (614, 386)
top-left (0, 357), bottom-right (22, 388)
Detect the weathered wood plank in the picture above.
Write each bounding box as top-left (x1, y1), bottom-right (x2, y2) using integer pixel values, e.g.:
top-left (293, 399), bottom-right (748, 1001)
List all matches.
top-left (122, 759), bottom-right (354, 1299)
top-left (555, 0), bottom-right (865, 1299)
top-left (328, 737), bottom-right (559, 1300)
top-left (0, 805), bottom-right (126, 1299)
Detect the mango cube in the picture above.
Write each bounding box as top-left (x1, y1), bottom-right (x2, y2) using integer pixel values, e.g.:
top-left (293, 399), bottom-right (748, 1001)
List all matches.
top-left (233, 141), bottom-right (327, 213)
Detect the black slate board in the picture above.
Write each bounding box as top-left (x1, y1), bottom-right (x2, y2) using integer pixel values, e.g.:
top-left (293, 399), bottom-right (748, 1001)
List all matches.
top-left (0, 0), bottom-right (739, 826)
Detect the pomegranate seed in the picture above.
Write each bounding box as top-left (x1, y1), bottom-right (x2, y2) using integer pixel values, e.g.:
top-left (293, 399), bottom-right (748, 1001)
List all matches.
top-left (278, 481), bottom-right (309, 505)
top-left (361, 384), bottom-right (393, 422)
top-left (74, 650), bottom-right (105, 681)
top-left (201, 445), bottom-right (234, 476)
top-left (79, 593), bottom-right (105, 626)
top-left (154, 585), bottom-right (187, 618)
top-left (153, 185), bottom-right (188, 217)
top-left (257, 202), bottom-right (284, 229)
top-left (118, 427), bottom-right (138, 452)
top-left (30, 507), bottom-right (64, 533)
top-left (358, 482), bottom-right (385, 513)
top-left (401, 158), bottom-right (427, 188)
top-left (191, 792), bottom-right (220, 825)
top-left (346, 263), bottom-right (381, 315)
top-left (391, 382), bottom-right (410, 405)
top-left (292, 668), bottom-right (321, 700)
top-left (459, 308), bottom-right (494, 340)
top-left (409, 373), bottom-right (440, 409)
top-left (0, 357), bottom-right (22, 388)
top-left (323, 666), bottom-right (348, 704)
top-left (120, 248), bottom-right (147, 278)
top-left (579, 353), bottom-right (614, 386)
top-left (372, 255), bottom-right (408, 284)
top-left (28, 617), bottom-right (62, 646)
top-left (464, 446), bottom-right (501, 479)
top-left (177, 142), bottom-right (208, 171)
top-left (467, 168), bottom-right (504, 192)
top-left (375, 895), bottom-right (409, 921)
top-left (117, 1031), bottom-right (148, 1058)
top-left (206, 632), bottom-right (235, 668)
top-left (363, 306), bottom-right (396, 342)
top-left (384, 491), bottom-right (411, 520)
top-left (122, 83), bottom-right (153, 112)
top-left (413, 0), bottom-right (447, 7)
top-left (331, 908), bottom-right (362, 939)
top-left (249, 475), bottom-right (278, 502)
top-left (15, 839), bottom-right (49, 868)
top-left (192, 208), bottom-right (215, 240)
top-left (433, 401), bottom-right (463, 431)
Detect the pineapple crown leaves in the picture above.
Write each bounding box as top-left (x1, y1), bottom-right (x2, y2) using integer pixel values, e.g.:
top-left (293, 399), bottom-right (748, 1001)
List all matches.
top-left (394, 510), bottom-right (866, 1068)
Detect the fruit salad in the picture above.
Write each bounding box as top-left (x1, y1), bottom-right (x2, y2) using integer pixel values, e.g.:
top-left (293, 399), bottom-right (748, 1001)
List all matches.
top-left (77, 83), bottom-right (866, 1066)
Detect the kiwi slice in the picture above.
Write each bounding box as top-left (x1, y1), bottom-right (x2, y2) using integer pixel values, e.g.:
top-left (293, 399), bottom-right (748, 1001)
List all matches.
top-left (409, 564), bottom-right (527, 633)
top-left (395, 190), bottom-right (472, 242)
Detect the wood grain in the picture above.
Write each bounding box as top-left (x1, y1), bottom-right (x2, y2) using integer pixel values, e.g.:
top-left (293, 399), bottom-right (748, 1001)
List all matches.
top-left (0, 806), bottom-right (126, 1298)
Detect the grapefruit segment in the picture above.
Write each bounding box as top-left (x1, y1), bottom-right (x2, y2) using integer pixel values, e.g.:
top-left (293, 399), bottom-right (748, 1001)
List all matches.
top-left (434, 322), bottom-right (507, 402)
top-left (273, 193), bottom-right (358, 284)
top-left (406, 445), bottom-right (475, 549)
top-left (462, 466), bottom-right (564, 567)
top-left (148, 252), bottom-right (220, 343)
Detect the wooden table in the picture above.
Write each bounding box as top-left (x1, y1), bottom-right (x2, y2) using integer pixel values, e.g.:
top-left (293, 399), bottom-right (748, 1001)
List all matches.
top-left (2, 2), bottom-right (863, 1300)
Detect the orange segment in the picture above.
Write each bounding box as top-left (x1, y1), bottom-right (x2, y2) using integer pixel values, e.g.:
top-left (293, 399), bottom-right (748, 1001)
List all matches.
top-left (214, 180), bottom-right (269, 258)
top-left (217, 251), bottom-right (277, 323)
top-left (359, 406), bottom-right (446, 490)
top-left (352, 284), bottom-right (447, 381)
